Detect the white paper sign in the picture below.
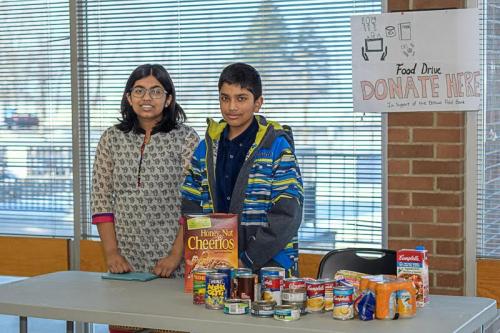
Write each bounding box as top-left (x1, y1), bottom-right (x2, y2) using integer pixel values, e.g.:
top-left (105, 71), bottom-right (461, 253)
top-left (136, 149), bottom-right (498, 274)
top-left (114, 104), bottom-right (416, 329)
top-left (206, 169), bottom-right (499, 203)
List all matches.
top-left (351, 9), bottom-right (480, 113)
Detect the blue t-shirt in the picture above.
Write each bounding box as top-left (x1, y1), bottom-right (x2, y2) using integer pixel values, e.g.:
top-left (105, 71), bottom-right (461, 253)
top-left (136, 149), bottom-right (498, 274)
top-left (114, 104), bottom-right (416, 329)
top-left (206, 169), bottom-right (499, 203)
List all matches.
top-left (215, 118), bottom-right (258, 213)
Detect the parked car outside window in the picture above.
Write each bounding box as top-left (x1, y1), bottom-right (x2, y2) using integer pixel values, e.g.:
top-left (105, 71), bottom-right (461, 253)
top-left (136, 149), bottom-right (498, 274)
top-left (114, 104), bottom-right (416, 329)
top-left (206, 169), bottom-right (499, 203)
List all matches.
top-left (3, 108), bottom-right (39, 129)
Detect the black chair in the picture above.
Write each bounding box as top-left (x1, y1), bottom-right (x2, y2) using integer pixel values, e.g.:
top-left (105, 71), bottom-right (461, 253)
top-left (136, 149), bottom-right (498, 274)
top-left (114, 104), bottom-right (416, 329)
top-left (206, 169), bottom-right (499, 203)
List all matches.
top-left (317, 248), bottom-right (397, 279)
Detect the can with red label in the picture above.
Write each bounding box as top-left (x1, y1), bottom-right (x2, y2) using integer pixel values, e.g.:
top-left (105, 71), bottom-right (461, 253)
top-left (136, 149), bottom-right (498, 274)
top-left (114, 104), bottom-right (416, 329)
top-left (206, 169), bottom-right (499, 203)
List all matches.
top-left (193, 268), bottom-right (216, 304)
top-left (306, 280), bottom-right (325, 313)
top-left (283, 277), bottom-right (306, 291)
top-left (262, 275), bottom-right (282, 305)
top-left (320, 278), bottom-right (335, 311)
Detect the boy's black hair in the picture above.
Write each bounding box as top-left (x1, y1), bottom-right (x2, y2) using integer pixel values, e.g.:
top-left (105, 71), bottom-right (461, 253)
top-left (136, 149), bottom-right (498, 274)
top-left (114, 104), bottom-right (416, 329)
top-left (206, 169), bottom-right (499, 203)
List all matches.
top-left (218, 62), bottom-right (262, 100)
top-left (117, 63), bottom-right (186, 133)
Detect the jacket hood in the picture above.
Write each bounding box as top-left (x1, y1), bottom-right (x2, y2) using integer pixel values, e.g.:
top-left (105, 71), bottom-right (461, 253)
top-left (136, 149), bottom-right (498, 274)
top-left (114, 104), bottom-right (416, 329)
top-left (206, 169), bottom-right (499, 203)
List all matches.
top-left (205, 115), bottom-right (292, 149)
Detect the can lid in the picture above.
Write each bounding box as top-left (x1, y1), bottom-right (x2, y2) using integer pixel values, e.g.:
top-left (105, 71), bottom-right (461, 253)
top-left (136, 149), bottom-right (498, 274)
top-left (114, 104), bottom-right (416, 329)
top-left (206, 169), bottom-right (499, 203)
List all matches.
top-left (237, 272), bottom-right (255, 278)
top-left (254, 300), bottom-right (277, 306)
top-left (284, 277), bottom-right (305, 282)
top-left (225, 299), bottom-right (247, 304)
top-left (193, 268), bottom-right (217, 273)
top-left (206, 272), bottom-right (228, 278)
top-left (275, 304), bottom-right (299, 310)
top-left (215, 265), bottom-right (233, 270)
top-left (317, 278), bottom-right (334, 283)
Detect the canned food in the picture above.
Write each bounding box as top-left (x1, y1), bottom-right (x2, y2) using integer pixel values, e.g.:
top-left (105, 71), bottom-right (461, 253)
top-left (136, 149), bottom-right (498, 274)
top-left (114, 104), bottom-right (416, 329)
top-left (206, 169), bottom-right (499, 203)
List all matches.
top-left (216, 266), bottom-right (234, 299)
top-left (282, 288), bottom-right (306, 302)
top-left (224, 299), bottom-right (250, 315)
top-left (233, 268), bottom-right (254, 299)
top-left (274, 304), bottom-right (300, 321)
top-left (236, 273), bottom-right (256, 301)
top-left (259, 266), bottom-right (285, 283)
top-left (251, 300), bottom-right (276, 317)
top-left (333, 286), bottom-right (354, 320)
top-left (282, 300), bottom-right (307, 315)
top-left (205, 272), bottom-right (227, 310)
top-left (192, 268), bottom-right (216, 304)
top-left (215, 265), bottom-right (234, 276)
top-left (306, 280), bottom-right (325, 313)
top-left (320, 278), bottom-right (335, 311)
top-left (234, 268), bottom-right (252, 275)
top-left (397, 289), bottom-right (415, 318)
top-left (262, 275), bottom-right (282, 305)
top-left (283, 277), bottom-right (306, 291)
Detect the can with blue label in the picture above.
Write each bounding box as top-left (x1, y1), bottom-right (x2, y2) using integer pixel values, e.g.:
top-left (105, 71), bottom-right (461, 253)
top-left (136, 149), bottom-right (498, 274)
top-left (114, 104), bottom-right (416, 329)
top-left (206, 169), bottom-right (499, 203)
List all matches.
top-left (333, 286), bottom-right (354, 320)
top-left (205, 272), bottom-right (227, 309)
top-left (259, 266), bottom-right (285, 283)
top-left (274, 304), bottom-right (300, 321)
top-left (216, 266), bottom-right (233, 299)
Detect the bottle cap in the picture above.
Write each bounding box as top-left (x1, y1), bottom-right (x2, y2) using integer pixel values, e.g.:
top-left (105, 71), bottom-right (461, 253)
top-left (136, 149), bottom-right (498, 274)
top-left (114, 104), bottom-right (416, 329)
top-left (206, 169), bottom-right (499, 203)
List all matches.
top-left (416, 245), bottom-right (425, 251)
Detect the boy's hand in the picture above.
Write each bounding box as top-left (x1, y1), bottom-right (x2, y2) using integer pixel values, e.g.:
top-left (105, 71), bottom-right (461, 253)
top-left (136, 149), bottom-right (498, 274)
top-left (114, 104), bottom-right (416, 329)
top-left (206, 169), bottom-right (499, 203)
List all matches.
top-left (106, 252), bottom-right (133, 273)
top-left (154, 253), bottom-right (182, 277)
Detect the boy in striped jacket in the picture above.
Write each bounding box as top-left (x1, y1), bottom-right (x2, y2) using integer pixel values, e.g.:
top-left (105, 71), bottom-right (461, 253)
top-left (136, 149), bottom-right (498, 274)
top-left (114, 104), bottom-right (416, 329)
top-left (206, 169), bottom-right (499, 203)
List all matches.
top-left (180, 62), bottom-right (304, 276)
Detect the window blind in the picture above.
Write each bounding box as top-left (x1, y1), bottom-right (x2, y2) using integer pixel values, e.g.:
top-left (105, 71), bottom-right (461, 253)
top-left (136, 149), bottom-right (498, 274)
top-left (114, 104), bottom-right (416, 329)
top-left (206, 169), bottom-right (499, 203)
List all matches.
top-left (78, 0), bottom-right (382, 251)
top-left (0, 0), bottom-right (73, 237)
top-left (477, 0), bottom-right (500, 258)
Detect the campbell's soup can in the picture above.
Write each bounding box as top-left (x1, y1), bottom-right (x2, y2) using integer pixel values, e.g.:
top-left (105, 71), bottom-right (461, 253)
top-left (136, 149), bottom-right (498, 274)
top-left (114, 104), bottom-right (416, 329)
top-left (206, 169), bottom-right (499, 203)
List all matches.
top-left (205, 272), bottom-right (227, 310)
top-left (333, 286), bottom-right (354, 320)
top-left (259, 266), bottom-right (285, 283)
top-left (283, 277), bottom-right (306, 291)
top-left (192, 268), bottom-right (216, 304)
top-left (320, 278), bottom-right (335, 311)
top-left (282, 288), bottom-right (307, 302)
top-left (306, 280), bottom-right (325, 312)
top-left (262, 275), bottom-right (282, 305)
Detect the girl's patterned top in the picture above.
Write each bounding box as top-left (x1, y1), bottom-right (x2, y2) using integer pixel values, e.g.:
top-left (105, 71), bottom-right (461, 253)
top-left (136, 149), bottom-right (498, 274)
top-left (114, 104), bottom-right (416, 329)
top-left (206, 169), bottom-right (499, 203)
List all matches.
top-left (92, 124), bottom-right (199, 277)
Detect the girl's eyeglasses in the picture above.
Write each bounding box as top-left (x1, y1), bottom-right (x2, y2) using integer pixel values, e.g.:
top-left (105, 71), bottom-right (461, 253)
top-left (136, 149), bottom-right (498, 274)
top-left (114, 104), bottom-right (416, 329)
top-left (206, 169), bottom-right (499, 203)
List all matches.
top-left (130, 87), bottom-right (167, 99)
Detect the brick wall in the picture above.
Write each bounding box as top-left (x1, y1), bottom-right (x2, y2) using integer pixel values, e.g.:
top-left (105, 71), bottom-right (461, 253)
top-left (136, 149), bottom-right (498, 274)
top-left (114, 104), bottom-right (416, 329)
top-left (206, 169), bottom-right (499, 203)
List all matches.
top-left (387, 0), bottom-right (466, 296)
top-left (387, 112), bottom-right (465, 295)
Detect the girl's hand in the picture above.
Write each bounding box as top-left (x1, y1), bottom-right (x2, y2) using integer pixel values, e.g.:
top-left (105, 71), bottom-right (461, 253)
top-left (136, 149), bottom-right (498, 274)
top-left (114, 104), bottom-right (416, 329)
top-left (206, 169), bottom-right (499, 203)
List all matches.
top-left (154, 253), bottom-right (182, 277)
top-left (106, 251), bottom-right (133, 273)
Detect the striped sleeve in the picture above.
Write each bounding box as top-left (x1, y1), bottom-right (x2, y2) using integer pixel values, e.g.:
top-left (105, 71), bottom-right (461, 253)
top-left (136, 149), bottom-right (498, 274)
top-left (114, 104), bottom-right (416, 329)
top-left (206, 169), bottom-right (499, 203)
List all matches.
top-left (271, 137), bottom-right (304, 204)
top-left (181, 141), bottom-right (205, 204)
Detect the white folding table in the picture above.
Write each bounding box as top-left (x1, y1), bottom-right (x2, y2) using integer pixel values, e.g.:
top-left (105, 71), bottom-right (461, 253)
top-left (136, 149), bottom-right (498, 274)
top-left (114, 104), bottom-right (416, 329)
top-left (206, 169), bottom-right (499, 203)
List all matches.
top-left (0, 271), bottom-right (496, 333)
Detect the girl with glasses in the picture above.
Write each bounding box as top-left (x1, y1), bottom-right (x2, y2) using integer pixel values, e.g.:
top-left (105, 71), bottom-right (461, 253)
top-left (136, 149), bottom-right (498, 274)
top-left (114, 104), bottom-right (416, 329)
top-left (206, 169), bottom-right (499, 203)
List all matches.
top-left (91, 64), bottom-right (199, 333)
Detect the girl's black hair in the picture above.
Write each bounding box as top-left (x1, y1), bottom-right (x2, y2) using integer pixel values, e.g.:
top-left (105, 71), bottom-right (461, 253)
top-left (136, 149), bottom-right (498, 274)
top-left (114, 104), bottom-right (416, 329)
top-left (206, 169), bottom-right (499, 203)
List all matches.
top-left (117, 64), bottom-right (186, 133)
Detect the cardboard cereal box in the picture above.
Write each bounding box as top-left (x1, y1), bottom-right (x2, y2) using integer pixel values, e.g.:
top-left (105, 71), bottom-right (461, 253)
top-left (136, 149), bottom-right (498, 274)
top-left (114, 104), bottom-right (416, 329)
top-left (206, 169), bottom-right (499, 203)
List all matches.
top-left (183, 213), bottom-right (238, 293)
top-left (397, 248), bottom-right (429, 307)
